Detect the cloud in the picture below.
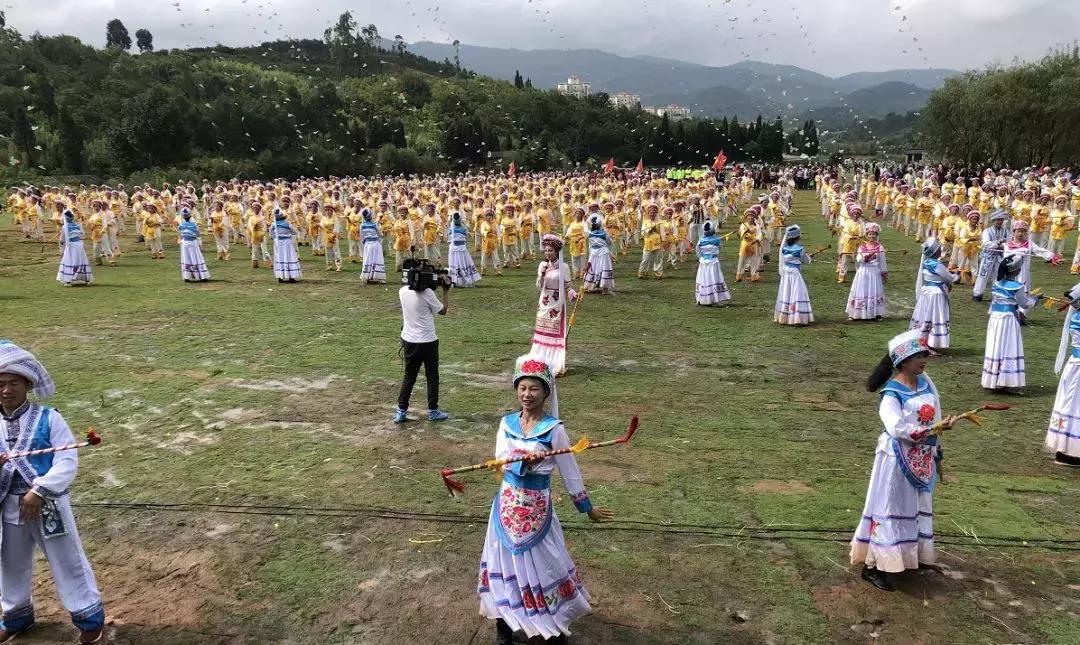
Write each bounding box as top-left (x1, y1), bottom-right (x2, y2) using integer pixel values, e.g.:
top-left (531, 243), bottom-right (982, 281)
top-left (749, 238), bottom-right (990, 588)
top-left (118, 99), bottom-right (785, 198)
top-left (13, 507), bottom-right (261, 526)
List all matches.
top-left (4, 0), bottom-right (1078, 75)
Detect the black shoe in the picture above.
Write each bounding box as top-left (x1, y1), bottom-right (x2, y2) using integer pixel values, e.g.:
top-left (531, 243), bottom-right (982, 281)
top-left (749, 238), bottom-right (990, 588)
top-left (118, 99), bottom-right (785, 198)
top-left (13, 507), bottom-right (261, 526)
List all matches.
top-left (861, 566), bottom-right (896, 591)
top-left (278, 278), bottom-right (284, 283)
top-left (495, 619), bottom-right (514, 645)
top-left (1054, 451), bottom-right (1080, 466)
top-left (972, 294), bottom-right (983, 302)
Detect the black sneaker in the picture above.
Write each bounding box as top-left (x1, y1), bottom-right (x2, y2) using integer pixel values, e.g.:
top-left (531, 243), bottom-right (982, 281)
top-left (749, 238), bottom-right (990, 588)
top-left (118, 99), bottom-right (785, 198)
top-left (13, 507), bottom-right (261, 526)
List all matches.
top-left (861, 566), bottom-right (896, 591)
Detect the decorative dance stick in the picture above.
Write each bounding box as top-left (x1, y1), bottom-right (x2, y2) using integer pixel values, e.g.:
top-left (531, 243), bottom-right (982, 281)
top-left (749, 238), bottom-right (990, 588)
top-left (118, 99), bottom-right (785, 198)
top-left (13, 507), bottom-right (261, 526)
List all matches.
top-left (929, 403), bottom-right (1012, 436)
top-left (807, 244), bottom-right (832, 258)
top-left (876, 249), bottom-right (910, 256)
top-left (1042, 295), bottom-right (1073, 312)
top-left (440, 416), bottom-right (639, 496)
top-left (3, 428), bottom-right (102, 459)
top-left (566, 261), bottom-right (592, 337)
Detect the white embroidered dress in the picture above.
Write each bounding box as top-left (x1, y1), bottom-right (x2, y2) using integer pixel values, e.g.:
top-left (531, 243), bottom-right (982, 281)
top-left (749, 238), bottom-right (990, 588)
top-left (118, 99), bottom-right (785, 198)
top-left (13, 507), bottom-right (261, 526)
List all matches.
top-left (271, 219), bottom-right (303, 280)
top-left (447, 225), bottom-right (480, 287)
top-left (478, 414), bottom-right (593, 639)
top-left (909, 259), bottom-right (957, 348)
top-left (981, 281), bottom-right (1036, 389)
top-left (850, 374), bottom-right (940, 572)
top-left (846, 242), bottom-right (888, 319)
top-left (774, 243), bottom-right (814, 325)
top-left (530, 260), bottom-right (574, 375)
top-left (56, 222), bottom-right (93, 286)
top-left (1047, 311), bottom-right (1080, 459)
top-left (694, 235), bottom-right (731, 305)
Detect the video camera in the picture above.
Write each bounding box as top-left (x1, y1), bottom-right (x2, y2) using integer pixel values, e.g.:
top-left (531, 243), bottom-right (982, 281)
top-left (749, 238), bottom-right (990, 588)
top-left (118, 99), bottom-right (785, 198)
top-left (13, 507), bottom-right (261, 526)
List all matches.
top-left (403, 257), bottom-right (451, 291)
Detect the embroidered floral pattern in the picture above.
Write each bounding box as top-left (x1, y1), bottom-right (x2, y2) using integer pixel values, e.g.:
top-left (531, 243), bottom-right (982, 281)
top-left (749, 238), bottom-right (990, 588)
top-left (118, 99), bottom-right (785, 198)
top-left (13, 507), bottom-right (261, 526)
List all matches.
top-left (917, 404), bottom-right (936, 424)
top-left (558, 579), bottom-right (577, 599)
top-left (498, 485), bottom-right (550, 546)
top-left (521, 360), bottom-right (547, 375)
top-left (903, 443), bottom-right (936, 484)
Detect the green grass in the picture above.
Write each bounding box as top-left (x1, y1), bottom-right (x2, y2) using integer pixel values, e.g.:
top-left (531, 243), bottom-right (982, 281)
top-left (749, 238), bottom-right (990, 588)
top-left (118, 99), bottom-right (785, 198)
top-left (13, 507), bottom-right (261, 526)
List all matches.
top-left (2, 191), bottom-right (1079, 644)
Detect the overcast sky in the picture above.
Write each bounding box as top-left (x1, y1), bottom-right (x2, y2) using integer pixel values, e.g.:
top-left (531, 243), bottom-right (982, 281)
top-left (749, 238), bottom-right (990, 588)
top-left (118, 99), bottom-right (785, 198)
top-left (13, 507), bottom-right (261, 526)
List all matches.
top-left (5, 0), bottom-right (1078, 76)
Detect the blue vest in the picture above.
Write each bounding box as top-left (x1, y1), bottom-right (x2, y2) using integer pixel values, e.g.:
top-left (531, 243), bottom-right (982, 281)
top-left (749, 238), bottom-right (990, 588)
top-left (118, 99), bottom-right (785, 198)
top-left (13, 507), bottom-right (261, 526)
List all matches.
top-left (178, 221), bottom-right (199, 241)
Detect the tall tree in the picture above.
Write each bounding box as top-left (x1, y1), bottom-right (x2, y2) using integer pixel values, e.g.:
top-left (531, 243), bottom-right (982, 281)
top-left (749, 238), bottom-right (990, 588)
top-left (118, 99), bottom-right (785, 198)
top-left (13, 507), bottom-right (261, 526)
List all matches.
top-left (11, 107), bottom-right (35, 166)
top-left (393, 35), bottom-right (405, 54)
top-left (105, 19), bottom-right (131, 50)
top-left (58, 107), bottom-right (85, 173)
top-left (805, 119), bottom-right (820, 156)
top-left (360, 24), bottom-right (380, 48)
top-left (452, 39), bottom-right (461, 70)
top-left (514, 70), bottom-right (524, 89)
top-left (135, 28), bottom-right (153, 53)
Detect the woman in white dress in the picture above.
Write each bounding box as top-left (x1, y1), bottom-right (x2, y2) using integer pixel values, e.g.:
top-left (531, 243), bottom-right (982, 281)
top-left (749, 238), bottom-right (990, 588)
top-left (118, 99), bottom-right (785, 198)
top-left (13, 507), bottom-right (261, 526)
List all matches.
top-left (447, 211), bottom-right (480, 287)
top-left (774, 225), bottom-right (814, 325)
top-left (178, 208), bottom-right (210, 283)
top-left (1047, 282), bottom-right (1080, 466)
top-left (981, 256), bottom-right (1039, 390)
top-left (56, 210), bottom-right (93, 286)
top-left (582, 216), bottom-right (614, 294)
top-left (359, 208), bottom-right (387, 284)
top-left (694, 221), bottom-right (731, 306)
top-left (909, 238), bottom-right (958, 349)
top-left (531, 235), bottom-right (576, 376)
top-left (1002, 220), bottom-right (1059, 321)
top-left (270, 207), bottom-right (303, 283)
top-left (846, 222), bottom-right (888, 320)
top-left (851, 330), bottom-right (957, 591)
top-left (478, 354), bottom-right (613, 645)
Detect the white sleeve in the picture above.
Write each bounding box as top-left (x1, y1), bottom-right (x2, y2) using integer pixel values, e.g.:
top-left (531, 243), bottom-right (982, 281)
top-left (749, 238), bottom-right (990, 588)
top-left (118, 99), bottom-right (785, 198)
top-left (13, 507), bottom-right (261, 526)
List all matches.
top-left (934, 262), bottom-right (957, 283)
top-left (424, 289), bottom-right (443, 314)
top-left (1030, 241), bottom-right (1055, 260)
top-left (31, 410), bottom-right (79, 497)
top-left (879, 251), bottom-right (888, 274)
top-left (879, 393), bottom-right (925, 443)
top-left (550, 424), bottom-right (592, 513)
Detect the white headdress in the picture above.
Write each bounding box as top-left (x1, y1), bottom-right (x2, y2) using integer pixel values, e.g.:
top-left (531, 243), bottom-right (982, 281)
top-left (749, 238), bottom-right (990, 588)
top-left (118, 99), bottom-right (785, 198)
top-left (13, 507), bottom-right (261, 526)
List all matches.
top-left (0, 340), bottom-right (55, 399)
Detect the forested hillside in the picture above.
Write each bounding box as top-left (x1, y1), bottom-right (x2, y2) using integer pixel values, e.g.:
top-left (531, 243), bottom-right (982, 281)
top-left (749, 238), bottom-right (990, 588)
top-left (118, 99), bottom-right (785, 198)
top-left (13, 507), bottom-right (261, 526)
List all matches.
top-left (0, 12), bottom-right (805, 185)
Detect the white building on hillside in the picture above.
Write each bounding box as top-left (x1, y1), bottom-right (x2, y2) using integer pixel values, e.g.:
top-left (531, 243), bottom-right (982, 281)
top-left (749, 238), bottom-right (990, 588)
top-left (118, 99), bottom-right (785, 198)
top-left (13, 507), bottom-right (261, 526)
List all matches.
top-left (650, 104), bottom-right (691, 121)
top-left (609, 91), bottom-right (642, 110)
top-left (556, 75), bottom-right (591, 99)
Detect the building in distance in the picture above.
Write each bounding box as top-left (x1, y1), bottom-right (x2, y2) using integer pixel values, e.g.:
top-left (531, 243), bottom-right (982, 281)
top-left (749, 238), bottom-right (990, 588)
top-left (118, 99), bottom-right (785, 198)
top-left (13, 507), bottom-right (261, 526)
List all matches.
top-left (645, 104), bottom-right (691, 121)
top-left (609, 91), bottom-right (642, 110)
top-left (556, 75), bottom-right (592, 99)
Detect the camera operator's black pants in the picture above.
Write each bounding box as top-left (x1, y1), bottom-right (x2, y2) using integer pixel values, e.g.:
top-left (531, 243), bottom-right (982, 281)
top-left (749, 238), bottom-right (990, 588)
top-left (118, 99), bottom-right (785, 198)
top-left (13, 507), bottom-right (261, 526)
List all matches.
top-left (398, 340), bottom-right (439, 411)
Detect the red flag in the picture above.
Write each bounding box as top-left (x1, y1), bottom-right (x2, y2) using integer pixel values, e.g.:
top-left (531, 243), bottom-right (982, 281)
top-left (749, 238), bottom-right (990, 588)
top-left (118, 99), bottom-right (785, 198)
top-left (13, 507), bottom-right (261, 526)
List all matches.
top-left (711, 150), bottom-right (728, 171)
top-left (507, 161), bottom-right (516, 177)
top-left (635, 158), bottom-right (644, 173)
top-left (604, 158), bottom-right (615, 174)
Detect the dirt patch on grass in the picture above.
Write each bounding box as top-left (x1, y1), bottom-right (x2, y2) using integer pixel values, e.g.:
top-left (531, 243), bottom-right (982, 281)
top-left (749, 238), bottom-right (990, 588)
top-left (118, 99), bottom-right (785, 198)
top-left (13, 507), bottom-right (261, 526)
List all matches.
top-left (227, 374), bottom-right (345, 393)
top-left (743, 480), bottom-right (814, 494)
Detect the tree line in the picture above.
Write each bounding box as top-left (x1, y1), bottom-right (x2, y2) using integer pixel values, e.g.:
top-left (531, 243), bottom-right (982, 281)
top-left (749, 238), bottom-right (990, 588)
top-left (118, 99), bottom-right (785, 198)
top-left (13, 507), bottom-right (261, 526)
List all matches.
top-left (921, 47), bottom-right (1080, 168)
top-left (0, 12), bottom-right (806, 185)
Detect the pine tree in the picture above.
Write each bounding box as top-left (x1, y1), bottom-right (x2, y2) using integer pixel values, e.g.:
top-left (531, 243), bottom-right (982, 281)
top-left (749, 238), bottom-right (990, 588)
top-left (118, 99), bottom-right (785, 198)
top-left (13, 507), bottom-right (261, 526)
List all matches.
top-left (514, 70), bottom-right (524, 89)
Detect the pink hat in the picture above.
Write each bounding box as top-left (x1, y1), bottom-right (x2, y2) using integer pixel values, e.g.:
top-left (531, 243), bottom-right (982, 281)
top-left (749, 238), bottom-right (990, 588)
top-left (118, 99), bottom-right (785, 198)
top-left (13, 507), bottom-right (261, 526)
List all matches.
top-left (541, 234), bottom-right (564, 252)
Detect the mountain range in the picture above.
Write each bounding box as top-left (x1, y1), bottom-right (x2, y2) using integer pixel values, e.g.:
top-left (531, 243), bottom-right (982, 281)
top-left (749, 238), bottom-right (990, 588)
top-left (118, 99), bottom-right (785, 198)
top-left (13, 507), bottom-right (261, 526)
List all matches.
top-left (408, 41), bottom-right (955, 124)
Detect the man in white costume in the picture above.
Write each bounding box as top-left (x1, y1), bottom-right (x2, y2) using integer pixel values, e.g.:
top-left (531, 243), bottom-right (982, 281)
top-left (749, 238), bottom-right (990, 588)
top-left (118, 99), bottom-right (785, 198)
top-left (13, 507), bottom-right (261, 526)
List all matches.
top-left (0, 341), bottom-right (105, 644)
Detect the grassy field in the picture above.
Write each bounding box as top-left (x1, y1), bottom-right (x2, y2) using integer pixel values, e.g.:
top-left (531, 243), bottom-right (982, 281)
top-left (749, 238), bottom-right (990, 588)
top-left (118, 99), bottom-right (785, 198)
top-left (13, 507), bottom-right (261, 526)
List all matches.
top-left (1, 189), bottom-right (1078, 645)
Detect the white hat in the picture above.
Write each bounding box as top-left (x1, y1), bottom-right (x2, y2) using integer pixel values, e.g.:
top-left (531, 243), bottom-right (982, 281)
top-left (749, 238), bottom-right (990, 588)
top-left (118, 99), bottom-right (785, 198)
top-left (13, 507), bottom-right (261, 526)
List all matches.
top-left (888, 330), bottom-right (930, 367)
top-left (0, 340), bottom-right (55, 399)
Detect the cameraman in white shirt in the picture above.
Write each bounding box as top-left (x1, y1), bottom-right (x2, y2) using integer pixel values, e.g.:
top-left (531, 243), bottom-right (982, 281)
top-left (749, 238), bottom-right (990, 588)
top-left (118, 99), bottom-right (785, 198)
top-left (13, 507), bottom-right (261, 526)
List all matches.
top-left (395, 267), bottom-right (451, 423)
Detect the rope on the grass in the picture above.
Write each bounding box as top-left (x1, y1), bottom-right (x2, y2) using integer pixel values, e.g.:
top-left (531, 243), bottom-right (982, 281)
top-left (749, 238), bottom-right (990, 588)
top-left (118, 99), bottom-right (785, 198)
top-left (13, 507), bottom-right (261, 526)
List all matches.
top-left (73, 501), bottom-right (1080, 551)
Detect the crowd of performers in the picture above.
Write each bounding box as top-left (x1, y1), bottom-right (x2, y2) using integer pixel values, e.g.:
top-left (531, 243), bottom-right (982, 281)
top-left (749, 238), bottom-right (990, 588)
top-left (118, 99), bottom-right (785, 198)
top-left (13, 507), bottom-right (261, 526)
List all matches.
top-left (5, 165), bottom-right (1080, 644)
top-left (5, 172), bottom-right (766, 290)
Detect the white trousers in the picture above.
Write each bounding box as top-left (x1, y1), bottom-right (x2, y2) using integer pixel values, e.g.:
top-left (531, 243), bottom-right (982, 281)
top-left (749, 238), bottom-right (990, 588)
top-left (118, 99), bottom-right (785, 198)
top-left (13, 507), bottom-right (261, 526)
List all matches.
top-left (0, 495), bottom-right (104, 632)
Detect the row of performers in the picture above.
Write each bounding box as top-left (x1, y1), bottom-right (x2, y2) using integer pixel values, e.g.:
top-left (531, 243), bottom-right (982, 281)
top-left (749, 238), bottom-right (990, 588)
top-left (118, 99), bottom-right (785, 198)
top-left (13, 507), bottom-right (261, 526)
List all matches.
top-left (823, 180), bottom-right (1079, 269)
